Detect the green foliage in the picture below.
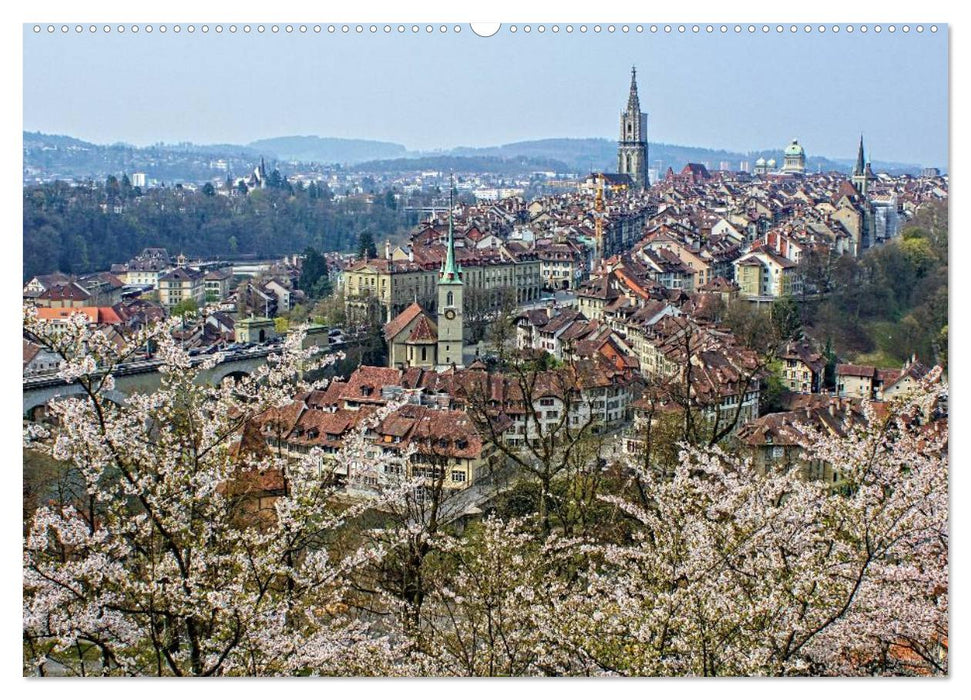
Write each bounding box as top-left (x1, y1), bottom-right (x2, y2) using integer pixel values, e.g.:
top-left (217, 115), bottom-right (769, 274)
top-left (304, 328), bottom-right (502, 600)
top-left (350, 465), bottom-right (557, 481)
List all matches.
top-left (288, 303), bottom-right (310, 325)
top-left (936, 325), bottom-right (948, 368)
top-left (761, 360), bottom-right (788, 415)
top-left (357, 231), bottom-right (378, 260)
top-left (823, 337), bottom-right (837, 390)
top-left (899, 236), bottom-right (935, 277)
top-left (311, 292), bottom-right (347, 328)
top-left (770, 296), bottom-right (802, 342)
top-left (171, 297), bottom-right (198, 317)
top-left (23, 179), bottom-right (409, 282)
top-left (298, 247), bottom-right (329, 298)
top-left (803, 201), bottom-right (947, 368)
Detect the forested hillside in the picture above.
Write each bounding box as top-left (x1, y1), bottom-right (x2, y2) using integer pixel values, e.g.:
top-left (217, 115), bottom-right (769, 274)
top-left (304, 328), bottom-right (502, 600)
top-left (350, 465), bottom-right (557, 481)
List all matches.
top-left (23, 178), bottom-right (408, 280)
top-left (801, 201), bottom-right (948, 368)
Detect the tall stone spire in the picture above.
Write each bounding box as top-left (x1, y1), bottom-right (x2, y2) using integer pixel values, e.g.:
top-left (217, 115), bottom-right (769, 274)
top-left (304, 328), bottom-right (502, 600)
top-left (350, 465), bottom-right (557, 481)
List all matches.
top-left (618, 66), bottom-right (649, 189)
top-left (852, 134), bottom-right (871, 197)
top-left (440, 175), bottom-right (462, 284)
top-left (628, 65), bottom-right (641, 114)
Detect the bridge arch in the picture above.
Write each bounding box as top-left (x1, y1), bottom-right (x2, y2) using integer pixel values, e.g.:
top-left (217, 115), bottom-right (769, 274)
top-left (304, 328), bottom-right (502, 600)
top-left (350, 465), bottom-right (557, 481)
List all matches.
top-left (23, 387), bottom-right (128, 422)
top-left (214, 369), bottom-right (252, 388)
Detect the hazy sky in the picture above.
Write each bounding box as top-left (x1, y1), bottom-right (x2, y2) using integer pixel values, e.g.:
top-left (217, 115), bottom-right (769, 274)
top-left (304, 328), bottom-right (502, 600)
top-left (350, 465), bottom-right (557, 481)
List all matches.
top-left (23, 24), bottom-right (949, 167)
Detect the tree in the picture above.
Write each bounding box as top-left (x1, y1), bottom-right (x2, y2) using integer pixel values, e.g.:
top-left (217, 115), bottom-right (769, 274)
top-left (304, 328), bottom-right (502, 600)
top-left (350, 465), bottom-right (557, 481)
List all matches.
top-left (770, 296), bottom-right (802, 343)
top-left (357, 231), bottom-right (377, 261)
top-left (720, 298), bottom-right (782, 356)
top-left (287, 304), bottom-right (310, 326)
top-left (822, 336), bottom-right (838, 391)
top-left (405, 517), bottom-right (555, 676)
top-left (170, 297), bottom-right (199, 318)
top-left (298, 247), bottom-right (330, 299)
top-left (551, 377), bottom-right (948, 676)
top-left (311, 292), bottom-right (347, 328)
top-left (795, 245), bottom-right (834, 296)
top-left (22, 308), bottom-right (405, 676)
top-left (484, 292), bottom-right (519, 356)
top-left (653, 317), bottom-right (767, 449)
top-left (462, 358), bottom-right (607, 536)
top-left (202, 182), bottom-right (216, 197)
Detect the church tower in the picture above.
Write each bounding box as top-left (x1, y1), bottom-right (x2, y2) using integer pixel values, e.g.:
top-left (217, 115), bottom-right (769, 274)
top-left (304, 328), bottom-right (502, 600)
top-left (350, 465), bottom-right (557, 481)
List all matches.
top-left (437, 182), bottom-right (464, 368)
top-left (852, 134), bottom-right (871, 197)
top-left (618, 66), bottom-right (649, 189)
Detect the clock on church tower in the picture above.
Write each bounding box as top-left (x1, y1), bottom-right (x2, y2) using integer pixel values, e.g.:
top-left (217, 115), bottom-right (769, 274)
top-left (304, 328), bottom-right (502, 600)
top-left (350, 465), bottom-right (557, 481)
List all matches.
top-left (437, 184), bottom-right (464, 368)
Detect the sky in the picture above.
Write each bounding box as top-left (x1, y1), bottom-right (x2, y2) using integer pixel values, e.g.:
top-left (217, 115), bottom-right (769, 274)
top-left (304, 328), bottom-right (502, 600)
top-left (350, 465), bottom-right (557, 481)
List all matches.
top-left (23, 24), bottom-right (948, 167)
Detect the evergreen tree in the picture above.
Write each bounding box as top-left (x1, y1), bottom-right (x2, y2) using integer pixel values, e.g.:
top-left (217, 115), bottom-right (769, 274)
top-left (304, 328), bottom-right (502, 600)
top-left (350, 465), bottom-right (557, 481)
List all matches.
top-left (298, 247), bottom-right (328, 297)
top-left (357, 231), bottom-right (377, 260)
top-left (823, 336), bottom-right (838, 390)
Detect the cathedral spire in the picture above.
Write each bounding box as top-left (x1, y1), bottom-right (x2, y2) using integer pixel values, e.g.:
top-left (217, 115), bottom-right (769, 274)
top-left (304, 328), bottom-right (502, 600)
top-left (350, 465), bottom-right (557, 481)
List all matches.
top-left (627, 65), bottom-right (641, 113)
top-left (619, 66), bottom-right (649, 189)
top-left (440, 174), bottom-right (462, 284)
top-left (855, 134), bottom-right (866, 176)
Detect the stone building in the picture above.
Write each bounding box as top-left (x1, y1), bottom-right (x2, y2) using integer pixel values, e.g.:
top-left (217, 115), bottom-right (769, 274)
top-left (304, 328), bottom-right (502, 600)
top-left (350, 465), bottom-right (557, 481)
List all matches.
top-left (385, 198), bottom-right (467, 370)
top-left (617, 66), bottom-right (649, 190)
top-left (781, 139), bottom-right (806, 174)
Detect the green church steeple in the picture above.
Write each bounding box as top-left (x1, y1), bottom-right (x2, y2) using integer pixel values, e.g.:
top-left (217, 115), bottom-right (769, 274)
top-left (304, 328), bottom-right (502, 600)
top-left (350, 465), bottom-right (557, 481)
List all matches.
top-left (439, 176), bottom-right (463, 285)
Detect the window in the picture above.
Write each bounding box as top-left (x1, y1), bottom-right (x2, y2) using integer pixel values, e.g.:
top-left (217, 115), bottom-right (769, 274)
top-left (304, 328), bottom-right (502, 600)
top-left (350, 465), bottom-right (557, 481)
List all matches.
top-left (446, 291), bottom-right (454, 306)
top-left (451, 470), bottom-right (466, 483)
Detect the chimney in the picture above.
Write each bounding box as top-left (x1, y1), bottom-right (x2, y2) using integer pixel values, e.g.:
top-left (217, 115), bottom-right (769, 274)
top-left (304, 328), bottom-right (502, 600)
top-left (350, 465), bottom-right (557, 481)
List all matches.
top-left (385, 239), bottom-right (392, 260)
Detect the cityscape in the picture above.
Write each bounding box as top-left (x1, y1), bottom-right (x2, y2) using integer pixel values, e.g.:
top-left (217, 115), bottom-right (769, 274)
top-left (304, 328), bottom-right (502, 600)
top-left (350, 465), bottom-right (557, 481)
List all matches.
top-left (22, 24), bottom-right (948, 679)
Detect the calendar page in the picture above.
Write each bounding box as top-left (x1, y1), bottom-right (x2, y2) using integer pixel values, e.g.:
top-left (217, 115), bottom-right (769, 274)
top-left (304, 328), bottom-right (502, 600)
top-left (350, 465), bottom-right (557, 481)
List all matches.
top-left (20, 11), bottom-right (949, 681)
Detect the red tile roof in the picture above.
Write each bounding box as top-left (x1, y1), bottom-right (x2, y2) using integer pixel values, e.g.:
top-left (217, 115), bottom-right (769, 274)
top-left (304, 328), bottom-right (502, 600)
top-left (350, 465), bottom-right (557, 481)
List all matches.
top-left (407, 314), bottom-right (438, 343)
top-left (384, 302), bottom-right (425, 341)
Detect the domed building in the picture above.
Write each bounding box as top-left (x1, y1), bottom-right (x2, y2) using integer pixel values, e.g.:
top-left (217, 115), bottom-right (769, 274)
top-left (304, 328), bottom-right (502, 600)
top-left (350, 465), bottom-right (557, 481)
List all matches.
top-left (753, 156), bottom-right (768, 176)
top-left (781, 139), bottom-right (806, 174)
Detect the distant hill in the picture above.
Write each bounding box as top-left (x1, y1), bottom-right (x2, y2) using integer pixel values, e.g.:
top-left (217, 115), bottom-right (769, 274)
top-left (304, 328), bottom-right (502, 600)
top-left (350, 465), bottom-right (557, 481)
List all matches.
top-left (23, 131), bottom-right (98, 150)
top-left (351, 154), bottom-right (572, 176)
top-left (22, 131), bottom-right (925, 183)
top-left (437, 137), bottom-right (922, 176)
top-left (248, 135), bottom-right (408, 164)
top-left (23, 132), bottom-right (265, 183)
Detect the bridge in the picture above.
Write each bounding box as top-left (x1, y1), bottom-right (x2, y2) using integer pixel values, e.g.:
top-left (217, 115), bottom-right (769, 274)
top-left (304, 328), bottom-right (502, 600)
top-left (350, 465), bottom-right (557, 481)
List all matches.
top-left (23, 347), bottom-right (274, 420)
top-left (23, 334), bottom-right (361, 420)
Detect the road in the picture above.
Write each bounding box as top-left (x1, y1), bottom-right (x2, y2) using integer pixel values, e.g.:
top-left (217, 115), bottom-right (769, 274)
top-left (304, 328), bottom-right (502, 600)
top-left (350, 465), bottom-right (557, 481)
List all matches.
top-left (519, 290), bottom-right (578, 312)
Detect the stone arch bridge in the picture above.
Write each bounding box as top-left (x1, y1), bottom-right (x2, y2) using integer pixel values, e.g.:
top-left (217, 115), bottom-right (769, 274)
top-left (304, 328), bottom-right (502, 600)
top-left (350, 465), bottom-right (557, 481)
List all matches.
top-left (23, 349), bottom-right (271, 420)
